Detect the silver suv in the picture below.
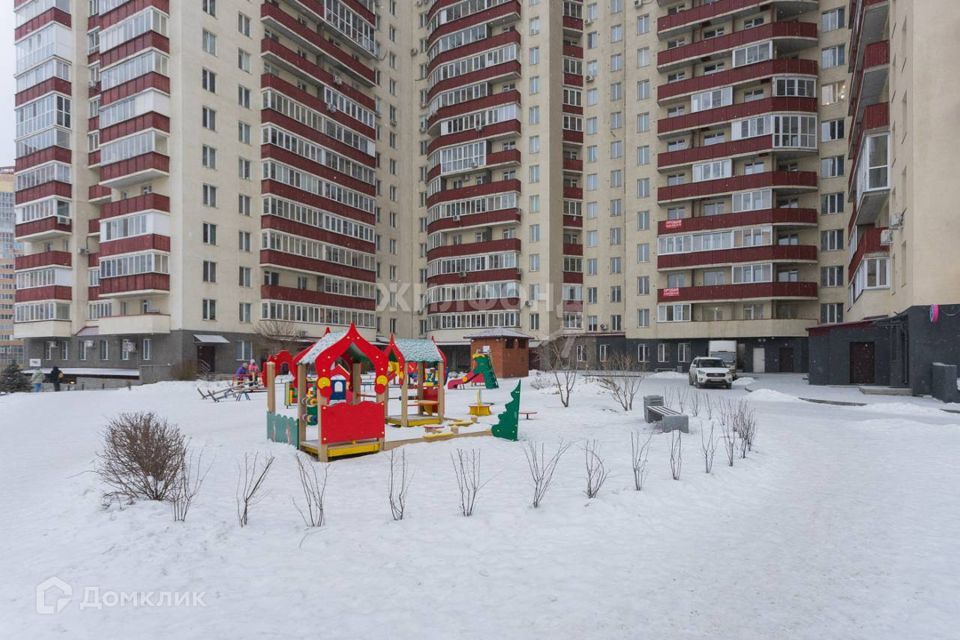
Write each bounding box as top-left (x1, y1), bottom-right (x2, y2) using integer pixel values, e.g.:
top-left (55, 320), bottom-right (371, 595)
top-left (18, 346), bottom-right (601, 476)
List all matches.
top-left (688, 357), bottom-right (733, 389)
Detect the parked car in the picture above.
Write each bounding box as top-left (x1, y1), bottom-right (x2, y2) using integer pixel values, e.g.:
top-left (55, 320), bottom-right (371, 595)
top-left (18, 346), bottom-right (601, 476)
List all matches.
top-left (688, 357), bottom-right (733, 389)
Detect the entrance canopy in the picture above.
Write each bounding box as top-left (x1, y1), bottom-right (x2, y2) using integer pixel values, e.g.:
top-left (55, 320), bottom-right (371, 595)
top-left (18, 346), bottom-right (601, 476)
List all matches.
top-left (194, 334), bottom-right (230, 344)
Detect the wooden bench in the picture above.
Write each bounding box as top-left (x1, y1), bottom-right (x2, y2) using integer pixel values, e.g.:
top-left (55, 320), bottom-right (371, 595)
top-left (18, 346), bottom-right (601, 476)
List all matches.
top-left (643, 395), bottom-right (688, 433)
top-left (519, 411), bottom-right (538, 420)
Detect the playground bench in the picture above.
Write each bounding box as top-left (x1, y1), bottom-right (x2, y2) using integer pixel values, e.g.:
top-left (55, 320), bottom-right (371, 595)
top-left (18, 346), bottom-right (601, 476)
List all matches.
top-left (643, 395), bottom-right (689, 433)
top-left (519, 411), bottom-right (538, 420)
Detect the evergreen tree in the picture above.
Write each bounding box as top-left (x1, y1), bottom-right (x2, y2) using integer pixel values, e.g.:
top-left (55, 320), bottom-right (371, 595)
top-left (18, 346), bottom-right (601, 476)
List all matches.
top-left (0, 362), bottom-right (31, 393)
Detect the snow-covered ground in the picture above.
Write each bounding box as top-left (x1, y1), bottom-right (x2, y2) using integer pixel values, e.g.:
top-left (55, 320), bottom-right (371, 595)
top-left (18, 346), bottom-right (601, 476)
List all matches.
top-left (2, 373), bottom-right (959, 639)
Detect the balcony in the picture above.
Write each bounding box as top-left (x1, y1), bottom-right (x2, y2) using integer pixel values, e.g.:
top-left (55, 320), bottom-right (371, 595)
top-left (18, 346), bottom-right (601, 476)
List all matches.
top-left (98, 273), bottom-right (171, 296)
top-left (99, 234), bottom-right (171, 257)
top-left (658, 136), bottom-right (776, 170)
top-left (658, 58), bottom-right (818, 102)
top-left (654, 317), bottom-right (815, 340)
top-left (427, 89), bottom-right (520, 130)
top-left (99, 31), bottom-right (170, 68)
top-left (15, 286), bottom-right (72, 303)
top-left (562, 15), bottom-right (584, 34)
top-left (427, 0), bottom-right (520, 44)
top-left (427, 268), bottom-right (522, 287)
top-left (100, 153), bottom-right (170, 189)
top-left (427, 238), bottom-right (521, 260)
top-left (260, 38), bottom-right (375, 109)
top-left (657, 21), bottom-right (818, 70)
top-left (563, 186), bottom-right (583, 200)
top-left (15, 251), bottom-right (71, 270)
top-left (89, 184), bottom-right (111, 204)
top-left (260, 2), bottom-right (376, 85)
top-left (101, 193), bottom-right (171, 219)
top-left (427, 119), bottom-right (521, 154)
top-left (658, 171), bottom-right (818, 203)
top-left (427, 60), bottom-right (521, 100)
top-left (658, 281), bottom-right (818, 303)
top-left (15, 146), bottom-right (71, 172)
top-left (260, 285), bottom-right (376, 312)
top-left (563, 158), bottom-right (583, 173)
top-left (658, 207), bottom-right (817, 234)
top-left (16, 181), bottom-right (71, 205)
top-left (427, 30), bottom-right (520, 74)
top-left (97, 313), bottom-right (172, 335)
top-left (562, 129), bottom-right (584, 144)
top-left (427, 298), bottom-right (520, 315)
top-left (14, 320), bottom-right (72, 339)
top-left (427, 208), bottom-right (520, 234)
top-left (658, 244), bottom-right (817, 270)
top-left (563, 243), bottom-right (583, 256)
top-left (850, 0), bottom-right (889, 60)
top-left (426, 178), bottom-right (521, 207)
top-left (658, 97), bottom-right (818, 135)
top-left (485, 148), bottom-right (522, 171)
top-left (657, 0), bottom-right (817, 37)
top-left (848, 226), bottom-right (889, 280)
top-left (849, 40), bottom-right (889, 119)
top-left (259, 250), bottom-right (377, 282)
top-left (14, 6), bottom-right (71, 40)
top-left (15, 215), bottom-right (72, 242)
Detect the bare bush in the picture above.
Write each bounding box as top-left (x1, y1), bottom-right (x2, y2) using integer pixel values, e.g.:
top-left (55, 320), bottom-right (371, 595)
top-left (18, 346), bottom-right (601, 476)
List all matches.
top-left (630, 432), bottom-right (653, 491)
top-left (538, 337), bottom-right (583, 407)
top-left (719, 413), bottom-right (737, 467)
top-left (737, 404), bottom-right (758, 456)
top-left (669, 431), bottom-right (683, 480)
top-left (97, 412), bottom-right (186, 504)
top-left (523, 440), bottom-right (571, 508)
top-left (703, 394), bottom-right (715, 421)
top-left (689, 391), bottom-right (702, 417)
top-left (255, 318), bottom-right (302, 355)
top-left (584, 440), bottom-right (609, 498)
top-left (700, 421), bottom-right (717, 474)
top-left (451, 449), bottom-right (488, 516)
top-left (171, 448), bottom-right (210, 522)
top-left (529, 373), bottom-right (550, 391)
top-left (292, 454), bottom-right (328, 527)
top-left (597, 352), bottom-right (645, 411)
top-left (236, 453), bottom-right (275, 527)
top-left (388, 449), bottom-right (412, 521)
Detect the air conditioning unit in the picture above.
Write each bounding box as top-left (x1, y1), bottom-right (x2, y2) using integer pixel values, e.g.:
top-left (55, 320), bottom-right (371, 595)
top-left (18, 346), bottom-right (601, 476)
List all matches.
top-left (524, 300), bottom-right (534, 307)
top-left (634, 0), bottom-right (643, 7)
top-left (78, 247), bottom-right (88, 255)
top-left (459, 271), bottom-right (467, 278)
top-left (600, 324), bottom-right (608, 331)
top-left (453, 214), bottom-right (461, 222)
top-left (880, 229), bottom-right (893, 245)
top-left (586, 74), bottom-right (595, 83)
top-left (334, 74), bottom-right (343, 85)
top-left (410, 47), bottom-right (419, 56)
top-left (585, 19), bottom-right (593, 26)
top-left (326, 101), bottom-right (337, 112)
top-left (419, 123), bottom-right (428, 132)
top-left (390, 118), bottom-right (398, 126)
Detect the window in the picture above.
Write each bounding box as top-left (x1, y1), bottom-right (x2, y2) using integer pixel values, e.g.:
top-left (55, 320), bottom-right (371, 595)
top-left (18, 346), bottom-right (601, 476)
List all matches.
top-left (821, 45), bottom-right (846, 69)
top-left (821, 156), bottom-right (845, 178)
top-left (678, 343), bottom-right (691, 363)
top-left (658, 343), bottom-right (669, 363)
top-left (238, 12), bottom-right (251, 36)
top-left (202, 106), bottom-right (216, 130)
top-left (238, 121), bottom-right (251, 144)
top-left (202, 260), bottom-right (217, 283)
top-left (202, 184), bottom-right (217, 207)
top-left (202, 298), bottom-right (217, 320)
top-left (238, 49), bottom-right (251, 72)
top-left (201, 145), bottom-right (217, 169)
top-left (637, 14), bottom-right (649, 34)
top-left (821, 192), bottom-right (844, 214)
top-left (202, 29), bottom-right (217, 55)
top-left (235, 340), bottom-right (252, 362)
top-left (732, 41), bottom-right (772, 67)
top-left (637, 275), bottom-right (650, 295)
top-left (775, 77), bottom-right (816, 98)
top-left (637, 47), bottom-right (650, 67)
top-left (821, 118), bottom-right (845, 142)
top-left (239, 303), bottom-right (252, 324)
top-left (821, 229), bottom-right (844, 252)
top-left (691, 87), bottom-right (732, 113)
top-left (201, 68), bottom-right (216, 93)
top-left (638, 309), bottom-right (650, 328)
top-left (238, 157), bottom-right (251, 180)
top-left (637, 79), bottom-right (650, 100)
top-left (529, 17), bottom-right (540, 35)
top-left (820, 303), bottom-right (843, 324)
top-left (822, 7), bottom-right (845, 32)
top-left (238, 194), bottom-right (251, 216)
top-left (821, 266), bottom-right (844, 288)
top-left (202, 0), bottom-right (215, 16)
top-left (239, 230), bottom-right (251, 251)
top-left (821, 81), bottom-right (847, 106)
top-left (99, 339), bottom-right (109, 361)
top-left (202, 222), bottom-right (217, 245)
top-left (238, 266), bottom-right (252, 288)
top-left (658, 304), bottom-right (691, 323)
top-left (637, 343), bottom-right (650, 362)
top-left (859, 133), bottom-right (890, 192)
top-left (238, 85), bottom-right (251, 108)
top-left (142, 338), bottom-right (152, 361)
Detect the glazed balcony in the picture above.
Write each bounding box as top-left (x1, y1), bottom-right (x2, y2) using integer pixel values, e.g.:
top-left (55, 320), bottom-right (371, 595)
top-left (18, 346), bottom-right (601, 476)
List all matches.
top-left (850, 0), bottom-right (889, 62)
top-left (658, 97), bottom-right (818, 136)
top-left (848, 226), bottom-right (889, 280)
top-left (658, 136), bottom-right (776, 170)
top-left (849, 102), bottom-right (889, 191)
top-left (15, 77), bottom-right (71, 107)
top-left (427, 30), bottom-right (520, 74)
top-left (99, 31), bottom-right (170, 68)
top-left (849, 40), bottom-right (889, 119)
top-left (261, 285), bottom-right (376, 312)
top-left (98, 273), bottom-right (170, 296)
top-left (657, 22), bottom-right (818, 70)
top-left (100, 193), bottom-right (170, 220)
top-left (658, 281), bottom-right (818, 303)
top-left (14, 6), bottom-right (71, 40)
top-left (427, 60), bottom-right (521, 101)
top-left (259, 250), bottom-right (377, 283)
top-left (427, 268), bottom-right (522, 287)
top-left (426, 119), bottom-right (521, 154)
top-left (15, 181), bottom-right (71, 205)
top-left (427, 89), bottom-right (520, 130)
top-left (100, 153), bottom-right (170, 189)
top-left (658, 207), bottom-right (817, 235)
top-left (99, 234), bottom-right (171, 257)
top-left (260, 37), bottom-right (375, 110)
top-left (261, 75), bottom-right (376, 143)
top-left (427, 238), bottom-right (520, 261)
top-left (427, 1), bottom-right (520, 44)
top-left (99, 112), bottom-right (170, 144)
top-left (15, 216), bottom-right (71, 242)
top-left (658, 244), bottom-right (817, 270)
top-left (426, 178), bottom-right (521, 208)
top-left (427, 208), bottom-right (520, 234)
top-left (15, 250), bottom-right (71, 270)
top-left (15, 146), bottom-right (71, 172)
top-left (98, 0), bottom-right (170, 28)
top-left (260, 2), bottom-right (376, 86)
top-left (15, 286), bottom-right (72, 303)
top-left (658, 171), bottom-right (818, 203)
top-left (100, 72), bottom-right (170, 107)
top-left (426, 298), bottom-right (520, 315)
top-left (261, 214), bottom-right (376, 254)
top-left (657, 0), bottom-right (817, 37)
top-left (89, 184), bottom-right (112, 204)
top-left (658, 58), bottom-right (817, 102)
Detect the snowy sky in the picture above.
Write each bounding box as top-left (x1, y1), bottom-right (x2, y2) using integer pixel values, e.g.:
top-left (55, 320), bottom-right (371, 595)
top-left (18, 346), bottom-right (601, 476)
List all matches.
top-left (2, 13), bottom-right (17, 166)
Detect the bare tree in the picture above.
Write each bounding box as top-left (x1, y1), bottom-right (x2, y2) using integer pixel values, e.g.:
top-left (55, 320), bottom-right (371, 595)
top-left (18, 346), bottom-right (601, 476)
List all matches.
top-left (171, 448), bottom-right (211, 522)
top-left (523, 440), bottom-right (571, 508)
top-left (538, 337), bottom-right (583, 408)
top-left (584, 440), bottom-right (609, 498)
top-left (97, 412), bottom-right (186, 504)
top-left (451, 449), bottom-right (488, 517)
top-left (236, 453), bottom-right (275, 527)
top-left (597, 351), bottom-right (645, 411)
top-left (292, 454), bottom-right (328, 527)
top-left (388, 449), bottom-right (412, 521)
top-left (700, 421), bottom-right (717, 474)
top-left (669, 431), bottom-right (683, 480)
top-left (630, 431), bottom-right (653, 491)
top-left (255, 318), bottom-right (302, 355)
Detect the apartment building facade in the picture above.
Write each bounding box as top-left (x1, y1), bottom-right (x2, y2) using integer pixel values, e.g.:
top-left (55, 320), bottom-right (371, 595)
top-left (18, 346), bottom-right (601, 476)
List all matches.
top-left (13, 0), bottom-right (960, 386)
top-left (0, 168), bottom-right (24, 368)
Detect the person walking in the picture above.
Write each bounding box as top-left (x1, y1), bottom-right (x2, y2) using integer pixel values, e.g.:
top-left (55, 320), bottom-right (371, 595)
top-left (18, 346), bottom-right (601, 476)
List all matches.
top-left (49, 366), bottom-right (64, 392)
top-left (30, 368), bottom-right (44, 393)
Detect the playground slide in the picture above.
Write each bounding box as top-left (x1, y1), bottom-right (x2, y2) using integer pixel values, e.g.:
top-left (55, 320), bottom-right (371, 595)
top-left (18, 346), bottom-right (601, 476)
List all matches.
top-left (446, 372), bottom-right (483, 389)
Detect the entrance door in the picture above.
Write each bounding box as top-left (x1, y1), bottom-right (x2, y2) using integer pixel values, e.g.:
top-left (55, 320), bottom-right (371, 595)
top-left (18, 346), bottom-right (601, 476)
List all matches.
top-left (850, 342), bottom-right (875, 384)
top-left (197, 345), bottom-right (216, 375)
top-left (752, 348), bottom-right (765, 373)
top-left (778, 347), bottom-right (795, 373)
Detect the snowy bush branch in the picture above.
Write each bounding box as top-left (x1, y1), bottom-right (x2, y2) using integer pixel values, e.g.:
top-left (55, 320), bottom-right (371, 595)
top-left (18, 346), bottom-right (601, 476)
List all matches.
top-left (583, 440), bottom-right (609, 498)
top-left (630, 431), bottom-right (653, 492)
top-left (388, 449), bottom-right (412, 521)
top-left (236, 452), bottom-right (275, 527)
top-left (524, 440), bottom-right (571, 508)
top-left (451, 449), bottom-right (488, 517)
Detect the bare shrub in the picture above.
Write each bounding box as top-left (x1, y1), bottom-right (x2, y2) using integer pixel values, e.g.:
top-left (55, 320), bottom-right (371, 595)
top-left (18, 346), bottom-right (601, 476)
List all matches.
top-left (719, 411), bottom-right (737, 467)
top-left (255, 318), bottom-right (301, 355)
top-left (703, 394), bottom-right (715, 421)
top-left (584, 440), bottom-right (609, 498)
top-left (171, 448), bottom-right (210, 522)
top-left (529, 373), bottom-right (550, 391)
top-left (630, 432), bottom-right (653, 491)
top-left (388, 449), bottom-right (412, 521)
top-left (236, 453), bottom-right (275, 527)
top-left (523, 440), bottom-right (571, 508)
top-left (736, 404), bottom-right (758, 456)
top-left (700, 421), bottom-right (717, 474)
top-left (97, 412), bottom-right (186, 504)
top-left (597, 352), bottom-right (645, 411)
top-left (689, 391), bottom-right (702, 417)
top-left (451, 449), bottom-right (488, 517)
top-left (538, 337), bottom-right (584, 407)
top-left (669, 431), bottom-right (683, 480)
top-left (292, 454), bottom-right (328, 527)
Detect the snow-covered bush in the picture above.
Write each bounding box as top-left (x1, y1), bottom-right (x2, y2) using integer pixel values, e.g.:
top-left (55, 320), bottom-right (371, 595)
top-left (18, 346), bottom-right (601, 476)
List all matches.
top-left (630, 432), bottom-right (652, 491)
top-left (97, 412), bottom-right (186, 504)
top-left (583, 440), bottom-right (609, 498)
top-left (237, 453), bottom-right (275, 527)
top-left (524, 440), bottom-right (570, 508)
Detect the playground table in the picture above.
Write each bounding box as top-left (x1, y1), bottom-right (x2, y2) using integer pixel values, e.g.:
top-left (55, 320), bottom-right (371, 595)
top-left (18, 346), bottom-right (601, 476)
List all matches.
top-left (416, 400), bottom-right (439, 415)
top-left (468, 403), bottom-right (493, 417)
top-left (519, 411), bottom-right (538, 420)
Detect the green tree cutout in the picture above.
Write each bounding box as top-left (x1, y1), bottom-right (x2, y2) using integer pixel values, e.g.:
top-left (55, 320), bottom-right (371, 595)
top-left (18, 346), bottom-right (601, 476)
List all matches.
top-left (0, 362), bottom-right (31, 393)
top-left (491, 381), bottom-right (521, 441)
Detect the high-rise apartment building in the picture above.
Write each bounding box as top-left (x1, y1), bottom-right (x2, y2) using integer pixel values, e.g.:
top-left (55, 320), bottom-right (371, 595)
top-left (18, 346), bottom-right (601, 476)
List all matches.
top-left (12, 0), bottom-right (960, 389)
top-left (0, 167), bottom-right (24, 368)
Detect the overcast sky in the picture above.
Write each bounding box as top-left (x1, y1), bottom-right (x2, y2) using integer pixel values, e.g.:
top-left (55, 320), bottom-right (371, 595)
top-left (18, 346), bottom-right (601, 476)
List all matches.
top-left (2, 13), bottom-right (16, 166)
